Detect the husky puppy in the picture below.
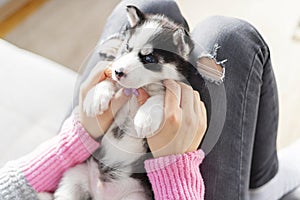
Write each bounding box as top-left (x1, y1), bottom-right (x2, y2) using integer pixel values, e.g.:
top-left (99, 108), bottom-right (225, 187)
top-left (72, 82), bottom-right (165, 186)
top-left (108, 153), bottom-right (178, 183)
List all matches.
top-left (53, 5), bottom-right (195, 200)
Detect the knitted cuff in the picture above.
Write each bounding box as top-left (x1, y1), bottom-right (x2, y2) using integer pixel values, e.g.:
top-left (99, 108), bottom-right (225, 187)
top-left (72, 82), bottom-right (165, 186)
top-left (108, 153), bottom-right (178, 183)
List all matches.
top-left (144, 149), bottom-right (205, 200)
top-left (21, 114), bottom-right (99, 192)
top-left (0, 161), bottom-right (39, 200)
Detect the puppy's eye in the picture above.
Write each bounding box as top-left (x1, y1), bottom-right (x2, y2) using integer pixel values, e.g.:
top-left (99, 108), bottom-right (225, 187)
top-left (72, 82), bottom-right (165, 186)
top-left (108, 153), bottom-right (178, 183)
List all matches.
top-left (143, 54), bottom-right (158, 64)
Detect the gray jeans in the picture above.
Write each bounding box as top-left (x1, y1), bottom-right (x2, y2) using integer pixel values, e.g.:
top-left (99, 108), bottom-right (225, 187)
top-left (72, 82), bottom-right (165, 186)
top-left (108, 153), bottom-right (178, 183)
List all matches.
top-left (73, 0), bottom-right (279, 199)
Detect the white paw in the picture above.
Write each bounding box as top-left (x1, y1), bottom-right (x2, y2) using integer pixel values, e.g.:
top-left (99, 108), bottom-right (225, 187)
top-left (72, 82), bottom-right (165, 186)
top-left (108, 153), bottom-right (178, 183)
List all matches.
top-left (37, 192), bottom-right (53, 200)
top-left (83, 80), bottom-right (116, 117)
top-left (134, 95), bottom-right (164, 138)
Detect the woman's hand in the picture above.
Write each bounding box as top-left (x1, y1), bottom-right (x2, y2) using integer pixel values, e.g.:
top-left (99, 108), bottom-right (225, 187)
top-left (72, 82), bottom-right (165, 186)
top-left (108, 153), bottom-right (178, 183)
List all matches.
top-left (78, 62), bottom-right (131, 139)
top-left (147, 80), bottom-right (207, 158)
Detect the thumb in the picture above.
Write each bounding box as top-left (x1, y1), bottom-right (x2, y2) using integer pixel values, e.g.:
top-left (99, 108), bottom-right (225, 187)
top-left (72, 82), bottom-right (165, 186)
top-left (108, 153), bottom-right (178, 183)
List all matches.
top-left (108, 88), bottom-right (150, 115)
top-left (136, 88), bottom-right (150, 106)
top-left (109, 88), bottom-right (150, 113)
top-left (96, 88), bottom-right (150, 133)
top-left (108, 88), bottom-right (132, 117)
top-left (96, 89), bottom-right (131, 133)
top-left (107, 89), bottom-right (131, 120)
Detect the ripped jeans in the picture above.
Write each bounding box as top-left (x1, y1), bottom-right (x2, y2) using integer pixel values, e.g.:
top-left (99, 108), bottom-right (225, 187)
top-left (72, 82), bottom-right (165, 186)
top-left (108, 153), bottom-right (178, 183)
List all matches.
top-left (72, 0), bottom-right (279, 199)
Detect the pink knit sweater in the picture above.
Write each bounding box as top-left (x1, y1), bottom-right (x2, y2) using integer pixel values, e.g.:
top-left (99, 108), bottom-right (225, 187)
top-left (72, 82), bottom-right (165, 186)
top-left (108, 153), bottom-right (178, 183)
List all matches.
top-left (20, 114), bottom-right (205, 199)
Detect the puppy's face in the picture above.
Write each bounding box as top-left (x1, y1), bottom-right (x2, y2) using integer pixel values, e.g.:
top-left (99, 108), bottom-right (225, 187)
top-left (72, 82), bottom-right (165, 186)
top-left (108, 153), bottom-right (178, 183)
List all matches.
top-left (111, 6), bottom-right (193, 88)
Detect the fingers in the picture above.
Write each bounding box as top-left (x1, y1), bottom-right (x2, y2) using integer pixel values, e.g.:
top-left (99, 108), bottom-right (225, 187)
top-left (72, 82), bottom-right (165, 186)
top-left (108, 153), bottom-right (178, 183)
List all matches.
top-left (136, 88), bottom-right (150, 106)
top-left (193, 90), bottom-right (201, 113)
top-left (97, 88), bottom-right (151, 133)
top-left (192, 91), bottom-right (207, 151)
top-left (96, 89), bottom-right (131, 133)
top-left (192, 89), bottom-right (207, 131)
top-left (109, 89), bottom-right (131, 115)
top-left (81, 62), bottom-right (111, 94)
top-left (193, 90), bottom-right (207, 133)
top-left (88, 62), bottom-right (111, 85)
top-left (110, 88), bottom-right (150, 114)
top-left (164, 80), bottom-right (181, 110)
top-left (147, 80), bottom-right (208, 157)
top-left (178, 82), bottom-right (194, 113)
top-left (199, 101), bottom-right (207, 132)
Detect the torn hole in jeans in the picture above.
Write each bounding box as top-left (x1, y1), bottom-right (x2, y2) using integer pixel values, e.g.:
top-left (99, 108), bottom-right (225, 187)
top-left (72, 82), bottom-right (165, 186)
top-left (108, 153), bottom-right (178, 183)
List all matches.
top-left (196, 44), bottom-right (227, 85)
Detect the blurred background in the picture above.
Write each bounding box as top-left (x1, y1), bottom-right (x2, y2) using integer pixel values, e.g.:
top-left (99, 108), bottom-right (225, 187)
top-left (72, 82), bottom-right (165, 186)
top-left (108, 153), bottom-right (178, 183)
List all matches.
top-left (0, 0), bottom-right (300, 164)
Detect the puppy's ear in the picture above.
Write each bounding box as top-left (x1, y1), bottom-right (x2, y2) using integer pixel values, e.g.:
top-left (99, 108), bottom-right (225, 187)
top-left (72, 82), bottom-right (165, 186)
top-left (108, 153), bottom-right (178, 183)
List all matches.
top-left (126, 5), bottom-right (145, 27)
top-left (173, 27), bottom-right (194, 59)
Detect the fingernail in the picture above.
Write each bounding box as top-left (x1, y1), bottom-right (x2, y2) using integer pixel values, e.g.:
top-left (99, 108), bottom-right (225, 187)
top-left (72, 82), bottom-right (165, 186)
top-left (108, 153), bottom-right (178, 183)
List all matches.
top-left (123, 88), bottom-right (132, 96)
top-left (132, 89), bottom-right (139, 96)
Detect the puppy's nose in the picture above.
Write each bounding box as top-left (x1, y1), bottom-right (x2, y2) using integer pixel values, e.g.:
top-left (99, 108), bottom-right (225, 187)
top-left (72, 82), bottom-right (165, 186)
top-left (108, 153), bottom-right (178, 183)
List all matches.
top-left (115, 70), bottom-right (125, 79)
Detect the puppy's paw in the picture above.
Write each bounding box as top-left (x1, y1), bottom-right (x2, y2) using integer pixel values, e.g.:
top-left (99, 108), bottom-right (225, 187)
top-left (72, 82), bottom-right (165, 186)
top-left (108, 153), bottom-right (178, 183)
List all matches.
top-left (83, 80), bottom-right (116, 117)
top-left (134, 95), bottom-right (164, 138)
top-left (37, 193), bottom-right (53, 200)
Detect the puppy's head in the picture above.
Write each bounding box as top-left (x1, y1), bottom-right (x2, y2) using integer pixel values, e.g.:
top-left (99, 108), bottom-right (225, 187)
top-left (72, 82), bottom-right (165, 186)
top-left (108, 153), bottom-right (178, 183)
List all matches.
top-left (111, 5), bottom-right (194, 88)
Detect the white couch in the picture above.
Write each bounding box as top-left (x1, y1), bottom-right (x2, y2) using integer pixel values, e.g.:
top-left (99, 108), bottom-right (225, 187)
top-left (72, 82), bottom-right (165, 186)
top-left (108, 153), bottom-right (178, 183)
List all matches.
top-left (0, 39), bottom-right (77, 166)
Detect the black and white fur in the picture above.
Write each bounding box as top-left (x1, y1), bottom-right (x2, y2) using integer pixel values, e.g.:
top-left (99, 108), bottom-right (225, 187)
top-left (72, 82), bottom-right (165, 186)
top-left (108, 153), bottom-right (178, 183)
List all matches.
top-left (52, 5), bottom-right (195, 200)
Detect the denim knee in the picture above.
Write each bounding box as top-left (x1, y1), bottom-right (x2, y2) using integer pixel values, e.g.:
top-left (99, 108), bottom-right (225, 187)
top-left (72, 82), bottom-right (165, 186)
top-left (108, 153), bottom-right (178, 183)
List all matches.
top-left (100, 0), bottom-right (189, 46)
top-left (192, 15), bottom-right (270, 75)
top-left (193, 16), bottom-right (268, 55)
top-left (129, 0), bottom-right (189, 30)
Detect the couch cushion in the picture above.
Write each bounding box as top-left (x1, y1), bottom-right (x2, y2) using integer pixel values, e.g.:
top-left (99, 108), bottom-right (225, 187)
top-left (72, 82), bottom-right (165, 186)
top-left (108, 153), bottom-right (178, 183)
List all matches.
top-left (0, 39), bottom-right (77, 166)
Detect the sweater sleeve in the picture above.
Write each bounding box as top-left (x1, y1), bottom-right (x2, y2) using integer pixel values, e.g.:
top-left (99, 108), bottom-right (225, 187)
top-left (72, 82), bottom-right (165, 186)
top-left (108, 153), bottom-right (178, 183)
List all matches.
top-left (21, 113), bottom-right (100, 192)
top-left (0, 113), bottom-right (99, 199)
top-left (0, 161), bottom-right (39, 200)
top-left (144, 149), bottom-right (205, 200)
